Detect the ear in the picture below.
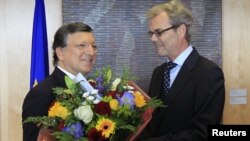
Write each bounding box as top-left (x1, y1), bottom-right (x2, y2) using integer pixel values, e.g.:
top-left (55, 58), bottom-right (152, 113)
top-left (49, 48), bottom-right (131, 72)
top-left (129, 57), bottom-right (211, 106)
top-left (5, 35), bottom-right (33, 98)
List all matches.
top-left (55, 47), bottom-right (64, 61)
top-left (177, 24), bottom-right (186, 38)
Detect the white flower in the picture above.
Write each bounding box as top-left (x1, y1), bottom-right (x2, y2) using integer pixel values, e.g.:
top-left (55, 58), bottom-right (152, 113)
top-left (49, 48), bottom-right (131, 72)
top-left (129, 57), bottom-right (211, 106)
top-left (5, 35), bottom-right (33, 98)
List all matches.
top-left (87, 95), bottom-right (95, 101)
top-left (74, 105), bottom-right (93, 124)
top-left (82, 101), bottom-right (87, 105)
top-left (110, 78), bottom-right (121, 91)
top-left (82, 92), bottom-right (90, 98)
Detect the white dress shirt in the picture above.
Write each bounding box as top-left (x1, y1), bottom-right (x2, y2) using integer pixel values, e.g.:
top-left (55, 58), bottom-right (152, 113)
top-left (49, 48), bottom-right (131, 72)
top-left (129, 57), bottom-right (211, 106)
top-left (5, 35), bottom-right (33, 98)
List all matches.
top-left (169, 45), bottom-right (193, 87)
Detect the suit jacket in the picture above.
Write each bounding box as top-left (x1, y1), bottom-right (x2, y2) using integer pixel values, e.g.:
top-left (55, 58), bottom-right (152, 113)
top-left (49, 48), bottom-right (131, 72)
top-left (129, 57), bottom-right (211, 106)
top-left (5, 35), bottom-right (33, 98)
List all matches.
top-left (140, 48), bottom-right (225, 141)
top-left (22, 67), bottom-right (67, 141)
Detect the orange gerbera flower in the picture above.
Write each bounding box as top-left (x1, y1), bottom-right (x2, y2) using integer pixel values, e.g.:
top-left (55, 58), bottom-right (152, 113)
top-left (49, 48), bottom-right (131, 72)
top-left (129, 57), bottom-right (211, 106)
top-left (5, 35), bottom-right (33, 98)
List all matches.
top-left (133, 91), bottom-right (146, 108)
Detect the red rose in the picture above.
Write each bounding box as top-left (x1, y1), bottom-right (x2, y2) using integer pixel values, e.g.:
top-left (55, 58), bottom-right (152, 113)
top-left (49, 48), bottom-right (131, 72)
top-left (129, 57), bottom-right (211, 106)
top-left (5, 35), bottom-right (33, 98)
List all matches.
top-left (94, 101), bottom-right (111, 116)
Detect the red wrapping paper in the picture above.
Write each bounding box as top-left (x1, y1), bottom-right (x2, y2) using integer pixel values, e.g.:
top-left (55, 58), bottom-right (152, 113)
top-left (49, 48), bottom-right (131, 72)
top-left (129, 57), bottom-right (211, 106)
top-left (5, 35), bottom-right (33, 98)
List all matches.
top-left (37, 128), bottom-right (56, 141)
top-left (127, 81), bottom-right (154, 141)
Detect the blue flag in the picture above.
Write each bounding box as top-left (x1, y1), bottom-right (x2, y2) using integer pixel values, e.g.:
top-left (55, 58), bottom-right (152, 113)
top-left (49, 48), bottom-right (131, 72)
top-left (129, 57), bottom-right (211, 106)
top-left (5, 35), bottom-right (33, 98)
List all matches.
top-left (30, 0), bottom-right (49, 88)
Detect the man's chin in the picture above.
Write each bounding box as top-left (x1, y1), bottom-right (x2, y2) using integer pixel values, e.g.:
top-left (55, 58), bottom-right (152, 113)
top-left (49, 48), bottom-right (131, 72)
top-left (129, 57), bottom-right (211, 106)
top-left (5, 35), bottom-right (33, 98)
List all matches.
top-left (84, 68), bottom-right (92, 73)
top-left (80, 66), bottom-right (93, 74)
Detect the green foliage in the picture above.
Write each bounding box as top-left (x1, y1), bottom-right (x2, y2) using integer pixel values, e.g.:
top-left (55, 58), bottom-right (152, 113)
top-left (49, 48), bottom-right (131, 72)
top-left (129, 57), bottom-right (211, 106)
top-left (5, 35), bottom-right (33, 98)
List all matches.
top-left (52, 131), bottom-right (87, 141)
top-left (23, 116), bottom-right (58, 129)
top-left (65, 75), bottom-right (76, 92)
top-left (52, 131), bottom-right (75, 141)
top-left (92, 65), bottom-right (138, 91)
top-left (92, 65), bottom-right (113, 87)
top-left (116, 104), bottom-right (133, 118)
top-left (144, 97), bottom-right (166, 109)
top-left (120, 65), bottom-right (138, 85)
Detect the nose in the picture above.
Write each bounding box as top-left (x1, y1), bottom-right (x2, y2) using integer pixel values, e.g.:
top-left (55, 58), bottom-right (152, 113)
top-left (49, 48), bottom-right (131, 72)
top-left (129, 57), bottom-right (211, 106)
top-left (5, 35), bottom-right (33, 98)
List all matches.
top-left (150, 34), bottom-right (158, 42)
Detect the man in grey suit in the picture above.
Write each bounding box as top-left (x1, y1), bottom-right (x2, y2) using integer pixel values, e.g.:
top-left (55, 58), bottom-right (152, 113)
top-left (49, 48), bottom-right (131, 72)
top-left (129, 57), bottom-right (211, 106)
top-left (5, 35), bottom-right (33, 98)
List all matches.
top-left (22, 22), bottom-right (97, 141)
top-left (139, 0), bottom-right (225, 140)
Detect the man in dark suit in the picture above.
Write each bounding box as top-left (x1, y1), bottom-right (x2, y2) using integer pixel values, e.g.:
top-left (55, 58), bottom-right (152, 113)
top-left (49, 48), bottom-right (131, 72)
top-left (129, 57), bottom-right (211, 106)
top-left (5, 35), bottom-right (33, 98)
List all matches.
top-left (139, 0), bottom-right (225, 140)
top-left (22, 22), bottom-right (97, 141)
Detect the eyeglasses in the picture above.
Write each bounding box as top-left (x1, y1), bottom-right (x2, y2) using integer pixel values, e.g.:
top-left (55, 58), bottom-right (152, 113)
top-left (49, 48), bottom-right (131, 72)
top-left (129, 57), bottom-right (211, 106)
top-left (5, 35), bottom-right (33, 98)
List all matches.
top-left (148, 25), bottom-right (179, 38)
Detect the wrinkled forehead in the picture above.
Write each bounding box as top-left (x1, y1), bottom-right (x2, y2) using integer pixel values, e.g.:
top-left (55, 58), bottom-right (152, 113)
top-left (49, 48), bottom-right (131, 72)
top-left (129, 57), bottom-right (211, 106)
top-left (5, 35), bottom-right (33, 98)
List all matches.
top-left (66, 32), bottom-right (95, 44)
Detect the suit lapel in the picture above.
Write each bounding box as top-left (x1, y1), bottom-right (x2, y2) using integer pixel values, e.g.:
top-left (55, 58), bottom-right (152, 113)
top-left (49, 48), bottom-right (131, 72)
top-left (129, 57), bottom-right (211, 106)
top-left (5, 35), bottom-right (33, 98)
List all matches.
top-left (166, 48), bottom-right (200, 106)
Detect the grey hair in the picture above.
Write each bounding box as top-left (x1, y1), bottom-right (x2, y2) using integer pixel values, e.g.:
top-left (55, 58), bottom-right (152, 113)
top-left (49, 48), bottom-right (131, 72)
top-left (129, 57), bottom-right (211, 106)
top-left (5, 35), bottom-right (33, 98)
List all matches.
top-left (147, 0), bottom-right (193, 43)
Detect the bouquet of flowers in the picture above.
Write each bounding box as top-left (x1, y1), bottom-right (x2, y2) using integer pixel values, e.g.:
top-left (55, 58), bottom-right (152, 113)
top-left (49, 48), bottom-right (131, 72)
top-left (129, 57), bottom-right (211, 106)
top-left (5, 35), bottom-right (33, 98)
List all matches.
top-left (24, 66), bottom-right (164, 141)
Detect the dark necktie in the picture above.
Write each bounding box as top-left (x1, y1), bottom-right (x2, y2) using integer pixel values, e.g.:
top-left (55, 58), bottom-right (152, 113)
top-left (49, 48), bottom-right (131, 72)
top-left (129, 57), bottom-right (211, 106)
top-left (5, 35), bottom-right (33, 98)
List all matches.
top-left (163, 61), bottom-right (177, 97)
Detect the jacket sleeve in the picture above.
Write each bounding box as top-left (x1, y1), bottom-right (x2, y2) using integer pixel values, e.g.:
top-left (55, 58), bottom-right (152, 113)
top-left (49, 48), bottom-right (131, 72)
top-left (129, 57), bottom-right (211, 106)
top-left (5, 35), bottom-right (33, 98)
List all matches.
top-left (22, 85), bottom-right (53, 141)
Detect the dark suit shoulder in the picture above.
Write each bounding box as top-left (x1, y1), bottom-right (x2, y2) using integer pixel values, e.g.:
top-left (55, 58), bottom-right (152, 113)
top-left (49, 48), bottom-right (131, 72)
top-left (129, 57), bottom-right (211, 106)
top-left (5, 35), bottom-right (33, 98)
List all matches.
top-left (22, 67), bottom-right (67, 120)
top-left (199, 55), bottom-right (221, 68)
top-left (36, 67), bottom-right (66, 88)
top-left (194, 55), bottom-right (223, 77)
top-left (30, 76), bottom-right (56, 94)
top-left (22, 68), bottom-right (66, 141)
top-left (183, 48), bottom-right (222, 72)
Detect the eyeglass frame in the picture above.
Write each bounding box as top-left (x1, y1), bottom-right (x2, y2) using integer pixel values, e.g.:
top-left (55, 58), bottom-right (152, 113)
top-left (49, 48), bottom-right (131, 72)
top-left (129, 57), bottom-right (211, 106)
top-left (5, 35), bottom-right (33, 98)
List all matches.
top-left (148, 25), bottom-right (179, 38)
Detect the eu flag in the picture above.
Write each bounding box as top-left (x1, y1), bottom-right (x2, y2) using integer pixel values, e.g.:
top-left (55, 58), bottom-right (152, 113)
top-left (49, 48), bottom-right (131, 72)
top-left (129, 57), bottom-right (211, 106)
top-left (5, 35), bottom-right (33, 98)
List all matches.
top-left (30, 0), bottom-right (49, 88)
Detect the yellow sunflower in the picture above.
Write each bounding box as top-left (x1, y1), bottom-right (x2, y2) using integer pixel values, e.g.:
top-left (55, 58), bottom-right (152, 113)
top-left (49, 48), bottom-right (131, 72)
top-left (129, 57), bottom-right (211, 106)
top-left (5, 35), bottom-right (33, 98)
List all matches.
top-left (95, 117), bottom-right (116, 138)
top-left (48, 101), bottom-right (70, 119)
top-left (133, 91), bottom-right (146, 107)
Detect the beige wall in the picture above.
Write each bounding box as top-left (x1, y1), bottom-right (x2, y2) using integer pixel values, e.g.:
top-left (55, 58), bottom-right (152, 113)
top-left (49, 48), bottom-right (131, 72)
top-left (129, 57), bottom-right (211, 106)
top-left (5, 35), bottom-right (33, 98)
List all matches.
top-left (0, 0), bottom-right (62, 140)
top-left (222, 0), bottom-right (250, 124)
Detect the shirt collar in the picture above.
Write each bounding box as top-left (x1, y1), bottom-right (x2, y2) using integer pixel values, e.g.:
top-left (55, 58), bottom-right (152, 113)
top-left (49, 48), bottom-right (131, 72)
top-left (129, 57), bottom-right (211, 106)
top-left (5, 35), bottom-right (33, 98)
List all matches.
top-left (57, 66), bottom-right (76, 80)
top-left (173, 45), bottom-right (193, 66)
